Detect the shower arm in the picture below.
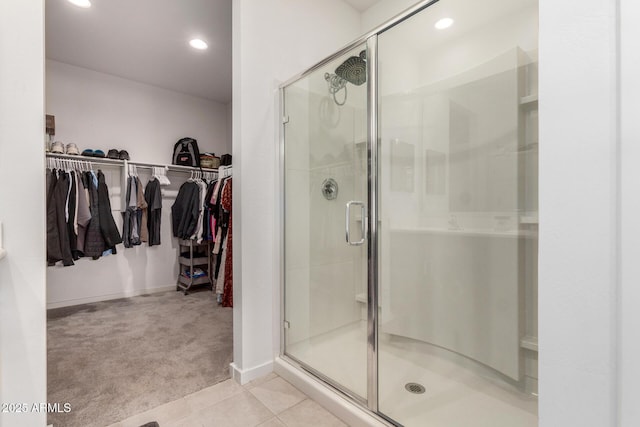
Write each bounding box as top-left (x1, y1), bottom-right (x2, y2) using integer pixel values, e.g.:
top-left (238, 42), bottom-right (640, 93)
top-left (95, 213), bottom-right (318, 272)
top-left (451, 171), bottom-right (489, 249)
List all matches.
top-left (325, 72), bottom-right (347, 106)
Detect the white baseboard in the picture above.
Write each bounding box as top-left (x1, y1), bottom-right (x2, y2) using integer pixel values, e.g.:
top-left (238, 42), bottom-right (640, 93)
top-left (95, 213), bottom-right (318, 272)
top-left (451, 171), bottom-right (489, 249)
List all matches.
top-left (230, 360), bottom-right (274, 385)
top-left (274, 357), bottom-right (391, 427)
top-left (46, 285), bottom-right (177, 309)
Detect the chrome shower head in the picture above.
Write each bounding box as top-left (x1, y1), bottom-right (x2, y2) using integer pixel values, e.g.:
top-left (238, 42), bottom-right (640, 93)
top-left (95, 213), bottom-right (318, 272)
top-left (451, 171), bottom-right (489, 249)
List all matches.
top-left (335, 50), bottom-right (367, 86)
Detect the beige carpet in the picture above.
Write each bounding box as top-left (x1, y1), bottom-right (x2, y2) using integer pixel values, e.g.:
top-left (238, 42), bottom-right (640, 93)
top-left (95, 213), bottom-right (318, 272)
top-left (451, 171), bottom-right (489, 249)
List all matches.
top-left (47, 290), bottom-right (233, 427)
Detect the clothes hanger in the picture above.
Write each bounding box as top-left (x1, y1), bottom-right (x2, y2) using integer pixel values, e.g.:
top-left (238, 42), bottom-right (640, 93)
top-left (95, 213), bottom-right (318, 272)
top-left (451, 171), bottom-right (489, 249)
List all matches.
top-left (162, 167), bottom-right (170, 185)
top-left (157, 166), bottom-right (170, 185)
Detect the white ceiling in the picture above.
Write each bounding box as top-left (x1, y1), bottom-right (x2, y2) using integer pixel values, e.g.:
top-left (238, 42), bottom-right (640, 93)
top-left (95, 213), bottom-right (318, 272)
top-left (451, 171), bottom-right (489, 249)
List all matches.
top-left (343, 0), bottom-right (383, 12)
top-left (46, 0), bottom-right (232, 104)
top-left (45, 0), bottom-right (387, 104)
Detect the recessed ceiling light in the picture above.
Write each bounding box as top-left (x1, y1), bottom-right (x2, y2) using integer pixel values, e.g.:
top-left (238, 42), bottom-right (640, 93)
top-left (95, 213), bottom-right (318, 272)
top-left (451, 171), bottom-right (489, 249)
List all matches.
top-left (67, 0), bottom-right (91, 8)
top-left (189, 39), bottom-right (208, 50)
top-left (435, 18), bottom-right (454, 30)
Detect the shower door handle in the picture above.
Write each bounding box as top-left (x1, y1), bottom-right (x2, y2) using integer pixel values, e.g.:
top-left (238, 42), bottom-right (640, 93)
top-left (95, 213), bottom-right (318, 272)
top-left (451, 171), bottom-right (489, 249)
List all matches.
top-left (346, 201), bottom-right (366, 246)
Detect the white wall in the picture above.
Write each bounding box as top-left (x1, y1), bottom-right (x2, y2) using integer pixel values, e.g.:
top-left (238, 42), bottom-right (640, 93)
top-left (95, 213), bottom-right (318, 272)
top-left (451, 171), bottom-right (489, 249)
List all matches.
top-left (360, 0), bottom-right (419, 33)
top-left (45, 60), bottom-right (229, 307)
top-left (232, 0), bottom-right (362, 382)
top-left (0, 1), bottom-right (47, 426)
top-left (226, 101), bottom-right (233, 155)
top-left (539, 0), bottom-right (619, 425)
top-left (619, 0), bottom-right (640, 425)
top-left (46, 60), bottom-right (229, 163)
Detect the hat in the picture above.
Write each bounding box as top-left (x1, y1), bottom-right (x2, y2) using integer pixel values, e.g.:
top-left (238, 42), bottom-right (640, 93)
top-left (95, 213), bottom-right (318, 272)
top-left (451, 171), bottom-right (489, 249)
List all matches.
top-left (107, 149), bottom-right (120, 159)
top-left (119, 150), bottom-right (130, 160)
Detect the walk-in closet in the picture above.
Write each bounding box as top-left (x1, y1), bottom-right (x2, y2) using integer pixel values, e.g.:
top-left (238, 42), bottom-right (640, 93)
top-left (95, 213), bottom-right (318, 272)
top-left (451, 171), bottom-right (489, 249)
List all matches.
top-left (44, 1), bottom-right (233, 426)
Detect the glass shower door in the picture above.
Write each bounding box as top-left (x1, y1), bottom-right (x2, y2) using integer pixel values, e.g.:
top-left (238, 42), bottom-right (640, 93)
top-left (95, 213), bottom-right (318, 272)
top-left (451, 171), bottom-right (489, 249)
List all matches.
top-left (376, 0), bottom-right (539, 425)
top-left (282, 43), bottom-right (369, 401)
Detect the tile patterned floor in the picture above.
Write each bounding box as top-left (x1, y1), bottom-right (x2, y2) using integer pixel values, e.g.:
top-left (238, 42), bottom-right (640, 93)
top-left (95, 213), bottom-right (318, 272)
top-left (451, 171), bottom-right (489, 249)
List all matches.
top-left (107, 373), bottom-right (348, 427)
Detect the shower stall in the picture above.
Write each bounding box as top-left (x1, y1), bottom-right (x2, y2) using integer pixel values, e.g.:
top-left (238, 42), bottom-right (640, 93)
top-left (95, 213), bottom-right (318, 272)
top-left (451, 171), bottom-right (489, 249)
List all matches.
top-left (280, 0), bottom-right (538, 425)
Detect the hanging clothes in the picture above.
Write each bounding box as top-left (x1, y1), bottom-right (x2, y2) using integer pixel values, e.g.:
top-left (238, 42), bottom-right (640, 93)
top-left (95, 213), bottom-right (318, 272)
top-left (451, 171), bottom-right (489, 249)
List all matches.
top-left (203, 180), bottom-right (217, 242)
top-left (192, 179), bottom-right (208, 243)
top-left (47, 169), bottom-right (66, 265)
top-left (75, 172), bottom-right (92, 258)
top-left (97, 170), bottom-right (122, 252)
top-left (46, 169), bottom-right (59, 264)
top-left (66, 171), bottom-right (78, 260)
top-left (69, 170), bottom-right (122, 261)
top-left (123, 176), bottom-right (141, 248)
top-left (137, 177), bottom-right (148, 243)
top-left (53, 170), bottom-right (74, 266)
top-left (220, 178), bottom-right (233, 307)
top-left (83, 171), bottom-right (107, 259)
top-left (212, 177), bottom-right (229, 281)
top-left (145, 178), bottom-right (162, 246)
top-left (171, 181), bottom-right (201, 239)
top-left (207, 179), bottom-right (221, 243)
top-left (215, 233), bottom-right (227, 297)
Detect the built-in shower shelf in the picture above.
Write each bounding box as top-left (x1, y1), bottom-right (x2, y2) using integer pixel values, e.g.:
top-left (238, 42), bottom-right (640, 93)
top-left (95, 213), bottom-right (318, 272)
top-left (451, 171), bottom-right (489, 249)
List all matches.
top-left (520, 335), bottom-right (538, 352)
top-left (519, 94), bottom-right (538, 106)
top-left (391, 227), bottom-right (538, 239)
top-left (519, 216), bottom-right (539, 224)
top-left (355, 293), bottom-right (383, 308)
top-left (309, 160), bottom-right (353, 171)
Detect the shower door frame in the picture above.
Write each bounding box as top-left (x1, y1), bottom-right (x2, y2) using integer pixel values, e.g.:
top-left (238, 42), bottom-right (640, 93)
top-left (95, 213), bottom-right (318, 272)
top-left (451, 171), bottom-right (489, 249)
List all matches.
top-left (279, 0), bottom-right (441, 420)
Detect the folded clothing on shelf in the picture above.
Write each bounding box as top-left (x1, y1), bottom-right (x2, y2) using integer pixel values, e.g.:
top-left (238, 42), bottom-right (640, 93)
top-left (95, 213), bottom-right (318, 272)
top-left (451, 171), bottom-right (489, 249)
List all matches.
top-left (182, 268), bottom-right (206, 278)
top-left (180, 251), bottom-right (207, 258)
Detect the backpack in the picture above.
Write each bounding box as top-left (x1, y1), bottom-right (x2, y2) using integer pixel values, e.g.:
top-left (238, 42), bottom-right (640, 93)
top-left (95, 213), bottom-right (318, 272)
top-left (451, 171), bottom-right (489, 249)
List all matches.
top-left (172, 137), bottom-right (201, 167)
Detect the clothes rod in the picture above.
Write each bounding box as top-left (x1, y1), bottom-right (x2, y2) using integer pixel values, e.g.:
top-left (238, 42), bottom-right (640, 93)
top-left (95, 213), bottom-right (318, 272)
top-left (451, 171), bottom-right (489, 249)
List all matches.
top-left (128, 160), bottom-right (219, 173)
top-left (46, 152), bottom-right (123, 167)
top-left (45, 153), bottom-right (219, 173)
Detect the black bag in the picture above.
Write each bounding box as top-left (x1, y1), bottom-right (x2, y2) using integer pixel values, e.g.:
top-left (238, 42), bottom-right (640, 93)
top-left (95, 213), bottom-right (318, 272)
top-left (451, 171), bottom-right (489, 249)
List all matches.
top-left (172, 137), bottom-right (201, 167)
top-left (220, 154), bottom-right (232, 166)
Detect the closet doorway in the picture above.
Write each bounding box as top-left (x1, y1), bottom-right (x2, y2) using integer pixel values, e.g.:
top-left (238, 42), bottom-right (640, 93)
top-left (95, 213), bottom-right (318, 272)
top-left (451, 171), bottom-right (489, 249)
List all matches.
top-left (44, 1), bottom-right (233, 426)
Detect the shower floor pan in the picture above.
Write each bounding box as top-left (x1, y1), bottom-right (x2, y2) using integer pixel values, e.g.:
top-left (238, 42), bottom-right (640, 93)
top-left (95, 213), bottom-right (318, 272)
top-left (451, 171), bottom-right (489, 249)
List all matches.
top-left (286, 321), bottom-right (537, 427)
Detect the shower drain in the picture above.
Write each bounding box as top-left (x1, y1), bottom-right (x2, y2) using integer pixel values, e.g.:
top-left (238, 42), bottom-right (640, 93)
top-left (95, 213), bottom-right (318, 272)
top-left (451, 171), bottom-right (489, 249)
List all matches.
top-left (405, 382), bottom-right (426, 394)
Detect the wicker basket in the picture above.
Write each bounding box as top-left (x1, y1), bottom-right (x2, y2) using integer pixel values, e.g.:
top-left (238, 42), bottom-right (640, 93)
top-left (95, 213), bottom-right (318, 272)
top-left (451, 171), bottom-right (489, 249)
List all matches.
top-left (200, 154), bottom-right (220, 169)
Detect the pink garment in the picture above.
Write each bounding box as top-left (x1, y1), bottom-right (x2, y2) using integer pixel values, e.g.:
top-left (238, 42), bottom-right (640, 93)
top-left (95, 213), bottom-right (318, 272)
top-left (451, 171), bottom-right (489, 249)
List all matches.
top-left (210, 179), bottom-right (223, 205)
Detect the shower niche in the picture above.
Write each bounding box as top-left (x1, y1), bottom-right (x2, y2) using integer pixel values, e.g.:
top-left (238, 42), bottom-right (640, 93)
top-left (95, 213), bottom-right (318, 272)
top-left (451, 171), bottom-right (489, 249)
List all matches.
top-left (282, 0), bottom-right (538, 426)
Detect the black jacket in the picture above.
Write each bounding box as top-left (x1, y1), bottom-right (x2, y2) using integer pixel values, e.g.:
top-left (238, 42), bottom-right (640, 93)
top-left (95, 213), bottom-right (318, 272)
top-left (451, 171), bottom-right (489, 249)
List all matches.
top-left (83, 171), bottom-right (107, 258)
top-left (46, 170), bottom-right (75, 266)
top-left (171, 181), bottom-right (200, 239)
top-left (97, 170), bottom-right (123, 250)
top-left (145, 178), bottom-right (162, 246)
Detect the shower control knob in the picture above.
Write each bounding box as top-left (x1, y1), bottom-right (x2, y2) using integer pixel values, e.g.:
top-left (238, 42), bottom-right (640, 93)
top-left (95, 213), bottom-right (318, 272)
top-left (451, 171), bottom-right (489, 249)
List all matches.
top-left (322, 178), bottom-right (338, 200)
